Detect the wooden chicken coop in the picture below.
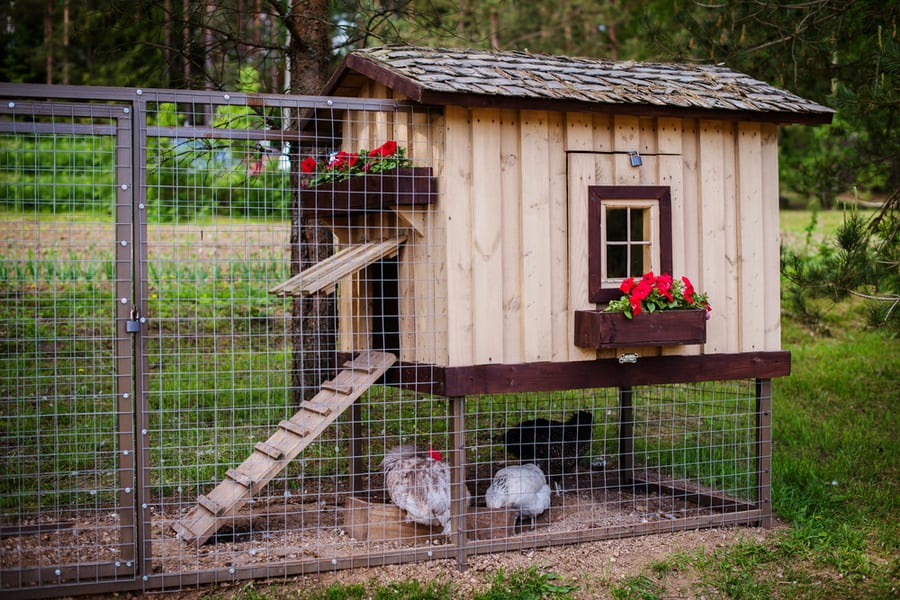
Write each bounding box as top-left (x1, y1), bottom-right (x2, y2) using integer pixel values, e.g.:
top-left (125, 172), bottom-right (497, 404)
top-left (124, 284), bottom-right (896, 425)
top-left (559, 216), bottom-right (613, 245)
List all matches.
top-left (178, 45), bottom-right (832, 563)
top-left (0, 46), bottom-right (833, 597)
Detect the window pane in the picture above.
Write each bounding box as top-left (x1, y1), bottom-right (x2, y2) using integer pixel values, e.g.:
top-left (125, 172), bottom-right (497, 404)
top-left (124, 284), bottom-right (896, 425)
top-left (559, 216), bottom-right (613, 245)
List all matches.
top-left (630, 208), bottom-right (646, 241)
top-left (630, 246), bottom-right (645, 275)
top-left (606, 208), bottom-right (627, 241)
top-left (607, 245), bottom-right (627, 278)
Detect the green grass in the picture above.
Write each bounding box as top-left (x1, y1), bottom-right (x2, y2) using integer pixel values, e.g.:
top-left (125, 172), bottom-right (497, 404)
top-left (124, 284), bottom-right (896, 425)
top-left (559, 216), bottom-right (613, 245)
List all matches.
top-left (610, 285), bottom-right (898, 599)
top-left (200, 567), bottom-right (575, 600)
top-left (779, 208), bottom-right (874, 251)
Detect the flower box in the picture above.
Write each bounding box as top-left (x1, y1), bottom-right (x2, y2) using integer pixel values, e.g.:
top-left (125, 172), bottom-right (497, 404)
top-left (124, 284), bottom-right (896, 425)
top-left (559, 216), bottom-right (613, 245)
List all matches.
top-left (300, 166), bottom-right (437, 215)
top-left (573, 308), bottom-right (707, 350)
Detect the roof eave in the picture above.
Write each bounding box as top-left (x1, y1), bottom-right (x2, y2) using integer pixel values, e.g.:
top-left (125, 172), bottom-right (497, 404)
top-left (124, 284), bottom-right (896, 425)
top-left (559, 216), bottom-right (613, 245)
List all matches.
top-left (416, 89), bottom-right (834, 125)
top-left (325, 54), bottom-right (834, 127)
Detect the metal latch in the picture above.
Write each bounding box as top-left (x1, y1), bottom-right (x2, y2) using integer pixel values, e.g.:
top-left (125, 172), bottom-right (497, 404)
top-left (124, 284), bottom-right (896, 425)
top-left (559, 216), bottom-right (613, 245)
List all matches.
top-left (618, 352), bottom-right (638, 364)
top-left (126, 306), bottom-right (142, 333)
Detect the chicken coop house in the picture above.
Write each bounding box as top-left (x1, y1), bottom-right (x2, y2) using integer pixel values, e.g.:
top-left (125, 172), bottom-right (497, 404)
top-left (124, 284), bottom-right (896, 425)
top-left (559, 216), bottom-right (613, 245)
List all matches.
top-left (0, 46), bottom-right (832, 596)
top-left (181, 45), bottom-right (832, 560)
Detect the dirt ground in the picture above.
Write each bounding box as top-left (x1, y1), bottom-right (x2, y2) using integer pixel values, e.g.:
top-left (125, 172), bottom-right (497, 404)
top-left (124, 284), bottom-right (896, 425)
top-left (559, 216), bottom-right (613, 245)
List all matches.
top-left (76, 524), bottom-right (779, 600)
top-left (8, 482), bottom-right (779, 600)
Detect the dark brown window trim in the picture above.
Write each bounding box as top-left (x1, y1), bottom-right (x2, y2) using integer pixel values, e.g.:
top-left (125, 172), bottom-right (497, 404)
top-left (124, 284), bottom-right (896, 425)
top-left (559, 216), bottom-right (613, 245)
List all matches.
top-left (588, 186), bottom-right (673, 303)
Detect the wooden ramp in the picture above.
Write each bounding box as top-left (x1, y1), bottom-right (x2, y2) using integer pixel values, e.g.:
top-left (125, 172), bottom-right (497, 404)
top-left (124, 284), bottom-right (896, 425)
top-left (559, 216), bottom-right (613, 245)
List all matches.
top-left (172, 351), bottom-right (397, 546)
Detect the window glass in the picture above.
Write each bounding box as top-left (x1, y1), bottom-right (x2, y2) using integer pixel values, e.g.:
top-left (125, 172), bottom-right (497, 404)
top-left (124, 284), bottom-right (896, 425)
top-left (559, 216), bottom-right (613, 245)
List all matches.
top-left (606, 208), bottom-right (628, 241)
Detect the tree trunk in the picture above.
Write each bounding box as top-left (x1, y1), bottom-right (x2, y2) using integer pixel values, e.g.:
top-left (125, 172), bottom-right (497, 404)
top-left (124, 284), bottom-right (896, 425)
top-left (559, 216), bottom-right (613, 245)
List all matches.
top-left (44, 0), bottom-right (54, 84)
top-left (286, 0), bottom-right (336, 406)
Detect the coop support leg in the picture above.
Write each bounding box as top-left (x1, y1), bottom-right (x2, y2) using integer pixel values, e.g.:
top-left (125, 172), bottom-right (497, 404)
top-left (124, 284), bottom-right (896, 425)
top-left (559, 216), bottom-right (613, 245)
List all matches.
top-left (449, 395), bottom-right (469, 570)
top-left (618, 386), bottom-right (634, 487)
top-left (349, 402), bottom-right (364, 495)
top-left (755, 378), bottom-right (773, 528)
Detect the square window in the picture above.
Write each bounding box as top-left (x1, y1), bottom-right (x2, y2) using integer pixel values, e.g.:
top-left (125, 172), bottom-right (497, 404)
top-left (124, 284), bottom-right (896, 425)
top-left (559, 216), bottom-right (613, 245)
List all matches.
top-left (588, 186), bottom-right (673, 303)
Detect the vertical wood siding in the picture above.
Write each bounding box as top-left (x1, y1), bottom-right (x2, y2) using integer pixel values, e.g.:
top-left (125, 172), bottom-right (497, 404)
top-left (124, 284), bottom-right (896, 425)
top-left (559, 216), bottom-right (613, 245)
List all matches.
top-left (439, 108), bottom-right (782, 364)
top-left (329, 92), bottom-right (782, 365)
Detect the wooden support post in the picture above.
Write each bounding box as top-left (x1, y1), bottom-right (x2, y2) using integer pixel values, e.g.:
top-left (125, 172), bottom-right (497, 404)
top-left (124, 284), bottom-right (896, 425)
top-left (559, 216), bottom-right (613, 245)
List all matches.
top-left (618, 386), bottom-right (634, 487)
top-left (755, 378), bottom-right (773, 528)
top-left (449, 395), bottom-right (468, 570)
top-left (349, 401), bottom-right (364, 495)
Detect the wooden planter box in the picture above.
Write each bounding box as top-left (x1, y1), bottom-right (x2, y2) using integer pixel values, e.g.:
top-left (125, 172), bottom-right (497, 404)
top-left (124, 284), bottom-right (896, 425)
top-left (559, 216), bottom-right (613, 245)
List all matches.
top-left (300, 166), bottom-right (437, 214)
top-left (574, 308), bottom-right (707, 349)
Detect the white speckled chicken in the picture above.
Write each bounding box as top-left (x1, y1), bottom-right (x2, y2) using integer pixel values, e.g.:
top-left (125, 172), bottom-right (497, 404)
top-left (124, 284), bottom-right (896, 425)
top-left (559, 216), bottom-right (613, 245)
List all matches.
top-left (380, 445), bottom-right (464, 536)
top-left (484, 463), bottom-right (551, 527)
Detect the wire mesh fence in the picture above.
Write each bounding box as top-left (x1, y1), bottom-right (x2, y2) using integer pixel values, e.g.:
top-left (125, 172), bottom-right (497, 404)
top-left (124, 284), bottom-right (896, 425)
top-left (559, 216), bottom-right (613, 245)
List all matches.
top-left (0, 85), bottom-right (771, 597)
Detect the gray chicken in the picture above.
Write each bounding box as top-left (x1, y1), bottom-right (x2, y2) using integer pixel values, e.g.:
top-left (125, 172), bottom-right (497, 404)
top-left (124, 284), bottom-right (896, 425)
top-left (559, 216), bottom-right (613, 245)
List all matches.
top-left (485, 463), bottom-right (551, 528)
top-left (380, 445), bottom-right (470, 537)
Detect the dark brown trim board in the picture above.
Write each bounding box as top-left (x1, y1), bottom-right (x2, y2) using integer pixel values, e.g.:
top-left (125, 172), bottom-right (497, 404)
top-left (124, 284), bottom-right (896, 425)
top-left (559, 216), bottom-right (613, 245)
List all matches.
top-left (349, 351), bottom-right (791, 396)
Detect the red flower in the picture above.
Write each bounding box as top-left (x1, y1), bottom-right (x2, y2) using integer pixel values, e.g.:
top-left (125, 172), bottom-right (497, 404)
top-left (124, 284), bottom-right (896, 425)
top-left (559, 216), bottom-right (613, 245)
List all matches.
top-left (629, 296), bottom-right (643, 316)
top-left (681, 276), bottom-right (695, 304)
top-left (329, 151), bottom-right (359, 170)
top-left (301, 156), bottom-right (318, 174)
top-left (655, 272), bottom-right (674, 302)
top-left (370, 140), bottom-right (398, 158)
top-left (620, 277), bottom-right (636, 294)
top-left (632, 278), bottom-right (653, 302)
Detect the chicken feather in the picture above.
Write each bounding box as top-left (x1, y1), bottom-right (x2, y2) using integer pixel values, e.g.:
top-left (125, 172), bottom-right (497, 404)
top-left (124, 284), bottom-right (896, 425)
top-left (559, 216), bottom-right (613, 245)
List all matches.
top-left (485, 463), bottom-right (551, 527)
top-left (380, 445), bottom-right (459, 536)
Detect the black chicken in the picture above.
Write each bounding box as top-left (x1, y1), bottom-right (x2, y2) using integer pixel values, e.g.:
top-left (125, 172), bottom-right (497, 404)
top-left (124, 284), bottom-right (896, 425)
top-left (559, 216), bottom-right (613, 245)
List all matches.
top-left (502, 410), bottom-right (593, 476)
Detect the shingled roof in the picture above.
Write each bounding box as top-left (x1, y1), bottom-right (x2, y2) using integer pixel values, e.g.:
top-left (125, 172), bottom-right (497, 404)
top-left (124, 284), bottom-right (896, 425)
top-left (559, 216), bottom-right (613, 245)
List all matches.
top-left (326, 46), bottom-right (833, 125)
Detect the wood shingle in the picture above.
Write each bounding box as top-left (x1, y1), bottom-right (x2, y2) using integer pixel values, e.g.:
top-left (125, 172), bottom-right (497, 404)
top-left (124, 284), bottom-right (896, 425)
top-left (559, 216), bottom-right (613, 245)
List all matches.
top-left (326, 45), bottom-right (833, 124)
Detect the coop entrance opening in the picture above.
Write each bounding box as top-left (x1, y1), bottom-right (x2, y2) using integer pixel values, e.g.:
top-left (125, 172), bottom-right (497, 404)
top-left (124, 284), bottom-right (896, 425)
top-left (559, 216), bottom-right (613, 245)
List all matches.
top-left (370, 257), bottom-right (400, 354)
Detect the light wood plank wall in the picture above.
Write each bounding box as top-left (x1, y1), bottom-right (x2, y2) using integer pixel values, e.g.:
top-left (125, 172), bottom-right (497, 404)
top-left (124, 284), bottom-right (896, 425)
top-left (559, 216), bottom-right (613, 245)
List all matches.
top-left (438, 107), bottom-right (783, 365)
top-left (335, 81), bottom-right (448, 364)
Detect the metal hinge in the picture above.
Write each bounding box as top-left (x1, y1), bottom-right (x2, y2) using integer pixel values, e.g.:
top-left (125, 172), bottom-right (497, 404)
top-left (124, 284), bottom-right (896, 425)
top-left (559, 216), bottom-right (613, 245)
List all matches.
top-left (618, 352), bottom-right (639, 364)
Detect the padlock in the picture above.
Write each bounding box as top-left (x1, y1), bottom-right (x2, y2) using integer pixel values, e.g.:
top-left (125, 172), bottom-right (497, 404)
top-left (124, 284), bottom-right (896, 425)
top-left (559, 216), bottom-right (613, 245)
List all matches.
top-left (629, 150), bottom-right (642, 167)
top-left (127, 306), bottom-right (141, 333)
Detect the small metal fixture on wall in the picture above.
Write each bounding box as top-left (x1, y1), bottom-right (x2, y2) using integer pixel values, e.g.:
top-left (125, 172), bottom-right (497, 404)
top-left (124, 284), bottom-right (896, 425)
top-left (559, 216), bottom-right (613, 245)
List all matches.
top-left (629, 150), bottom-right (642, 167)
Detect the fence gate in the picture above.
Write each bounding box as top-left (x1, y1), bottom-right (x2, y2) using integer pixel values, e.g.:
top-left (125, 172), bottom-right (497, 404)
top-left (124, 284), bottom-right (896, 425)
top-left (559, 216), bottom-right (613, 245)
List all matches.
top-left (0, 99), bottom-right (139, 590)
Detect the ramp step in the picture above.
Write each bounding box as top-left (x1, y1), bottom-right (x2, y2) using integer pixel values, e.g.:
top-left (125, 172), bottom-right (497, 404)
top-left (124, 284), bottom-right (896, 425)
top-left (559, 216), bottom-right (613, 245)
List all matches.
top-left (321, 380), bottom-right (354, 395)
top-left (254, 441), bottom-right (285, 460)
top-left (300, 401), bottom-right (333, 416)
top-left (197, 494), bottom-right (224, 516)
top-left (278, 419), bottom-right (310, 438)
top-left (343, 357), bottom-right (381, 374)
top-left (225, 468), bottom-right (254, 489)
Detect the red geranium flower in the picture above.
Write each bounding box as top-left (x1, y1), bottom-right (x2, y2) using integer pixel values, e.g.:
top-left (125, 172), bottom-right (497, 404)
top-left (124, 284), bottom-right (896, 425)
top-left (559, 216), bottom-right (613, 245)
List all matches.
top-left (370, 140), bottom-right (398, 158)
top-left (655, 272), bottom-right (674, 302)
top-left (329, 151), bottom-right (359, 170)
top-left (301, 156), bottom-right (318, 174)
top-left (605, 270), bottom-right (709, 319)
top-left (681, 276), bottom-right (695, 304)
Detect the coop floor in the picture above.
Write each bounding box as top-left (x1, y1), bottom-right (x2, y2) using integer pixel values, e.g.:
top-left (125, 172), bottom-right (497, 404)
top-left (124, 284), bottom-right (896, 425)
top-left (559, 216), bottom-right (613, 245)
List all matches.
top-left (2, 468), bottom-right (755, 580)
